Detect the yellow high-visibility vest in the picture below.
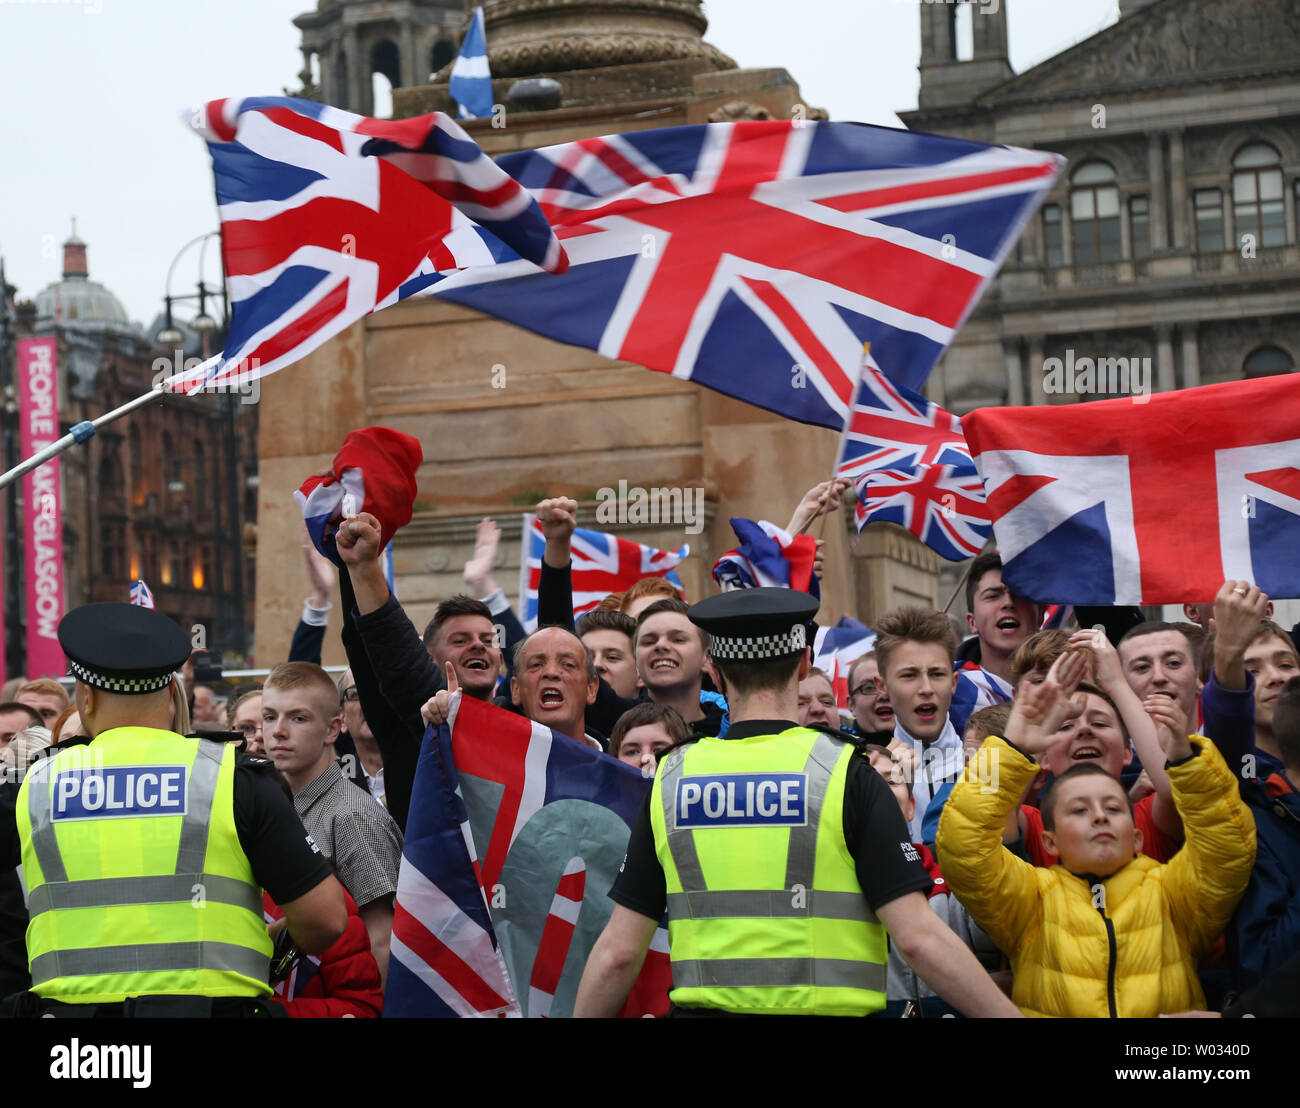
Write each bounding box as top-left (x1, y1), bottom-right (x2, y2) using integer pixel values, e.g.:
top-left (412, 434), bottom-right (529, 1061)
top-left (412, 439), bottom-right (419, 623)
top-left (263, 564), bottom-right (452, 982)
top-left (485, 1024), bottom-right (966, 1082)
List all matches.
top-left (650, 726), bottom-right (888, 1015)
top-left (17, 727), bottom-right (273, 1003)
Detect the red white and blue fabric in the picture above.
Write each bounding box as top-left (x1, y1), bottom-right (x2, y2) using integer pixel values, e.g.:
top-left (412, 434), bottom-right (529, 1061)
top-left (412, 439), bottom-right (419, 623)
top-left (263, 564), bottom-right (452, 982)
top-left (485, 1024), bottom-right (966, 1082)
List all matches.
top-left (1039, 604), bottom-right (1074, 630)
top-left (812, 618), bottom-right (876, 710)
top-left (428, 121), bottom-right (1062, 429)
top-left (162, 96), bottom-right (566, 394)
top-left (963, 374), bottom-right (1300, 604)
top-left (711, 518), bottom-right (819, 599)
top-left (852, 464), bottom-right (992, 561)
top-left (385, 693), bottom-right (671, 1018)
top-left (949, 661), bottom-right (1013, 736)
top-left (295, 427), bottom-right (423, 568)
top-left (129, 578), bottom-right (155, 609)
top-left (519, 513), bottom-right (687, 632)
top-left (836, 362), bottom-right (974, 479)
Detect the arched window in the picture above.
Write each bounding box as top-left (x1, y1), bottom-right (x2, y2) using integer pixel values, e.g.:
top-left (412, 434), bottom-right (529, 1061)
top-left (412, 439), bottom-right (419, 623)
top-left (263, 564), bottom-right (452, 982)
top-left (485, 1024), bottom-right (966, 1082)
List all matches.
top-left (951, 3), bottom-right (974, 61)
top-left (98, 452), bottom-right (123, 495)
top-left (371, 38), bottom-right (400, 117)
top-left (161, 432), bottom-right (182, 492)
top-left (193, 440), bottom-right (206, 493)
top-left (1070, 162), bottom-right (1121, 263)
top-left (1243, 345), bottom-right (1295, 378)
top-left (129, 424), bottom-right (143, 503)
top-left (431, 39), bottom-right (456, 79)
top-left (1233, 143), bottom-right (1285, 249)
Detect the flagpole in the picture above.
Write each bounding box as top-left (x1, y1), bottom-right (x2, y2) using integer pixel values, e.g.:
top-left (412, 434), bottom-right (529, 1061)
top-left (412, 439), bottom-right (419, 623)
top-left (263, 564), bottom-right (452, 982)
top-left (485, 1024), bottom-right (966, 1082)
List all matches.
top-left (942, 561), bottom-right (973, 614)
top-left (0, 386), bottom-right (165, 492)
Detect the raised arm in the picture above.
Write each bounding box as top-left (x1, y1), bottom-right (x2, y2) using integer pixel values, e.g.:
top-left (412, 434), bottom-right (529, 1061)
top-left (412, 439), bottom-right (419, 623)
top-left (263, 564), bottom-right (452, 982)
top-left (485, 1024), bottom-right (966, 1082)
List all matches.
top-left (536, 497), bottom-right (578, 632)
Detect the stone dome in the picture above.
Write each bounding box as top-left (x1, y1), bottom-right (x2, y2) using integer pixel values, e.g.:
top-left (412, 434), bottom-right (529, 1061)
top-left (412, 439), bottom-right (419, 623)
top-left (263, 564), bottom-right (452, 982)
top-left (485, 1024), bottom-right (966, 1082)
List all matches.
top-left (33, 226), bottom-right (133, 333)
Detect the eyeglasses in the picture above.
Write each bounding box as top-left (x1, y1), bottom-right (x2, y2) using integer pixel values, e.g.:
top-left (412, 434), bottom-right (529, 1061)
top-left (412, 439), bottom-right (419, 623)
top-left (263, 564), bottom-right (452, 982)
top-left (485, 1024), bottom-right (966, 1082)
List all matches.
top-left (850, 681), bottom-right (879, 698)
top-left (341, 687), bottom-right (360, 703)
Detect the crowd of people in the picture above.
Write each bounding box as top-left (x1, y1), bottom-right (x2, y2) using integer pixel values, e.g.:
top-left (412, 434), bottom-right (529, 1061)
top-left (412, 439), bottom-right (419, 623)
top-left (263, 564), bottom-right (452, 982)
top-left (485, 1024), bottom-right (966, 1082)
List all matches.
top-left (1, 475), bottom-right (1297, 1020)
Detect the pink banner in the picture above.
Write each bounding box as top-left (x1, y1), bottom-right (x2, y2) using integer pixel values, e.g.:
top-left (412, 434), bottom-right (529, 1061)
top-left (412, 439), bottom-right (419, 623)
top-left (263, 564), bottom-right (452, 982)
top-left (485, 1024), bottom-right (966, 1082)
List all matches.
top-left (18, 337), bottom-right (65, 678)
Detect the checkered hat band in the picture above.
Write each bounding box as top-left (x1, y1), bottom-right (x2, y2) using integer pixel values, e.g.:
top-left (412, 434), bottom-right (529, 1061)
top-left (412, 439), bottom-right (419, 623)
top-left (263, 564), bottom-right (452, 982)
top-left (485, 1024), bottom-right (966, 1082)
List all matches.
top-left (708, 625), bottom-right (807, 662)
top-left (68, 659), bottom-right (173, 694)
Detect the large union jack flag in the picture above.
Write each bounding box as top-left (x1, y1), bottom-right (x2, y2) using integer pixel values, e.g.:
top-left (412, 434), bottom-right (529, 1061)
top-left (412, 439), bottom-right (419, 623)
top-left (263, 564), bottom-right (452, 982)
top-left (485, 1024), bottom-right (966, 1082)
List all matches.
top-left (519, 513), bottom-right (687, 631)
top-left (163, 96), bottom-right (566, 393)
top-left (963, 374), bottom-right (1300, 604)
top-left (428, 121), bottom-right (1061, 429)
top-left (385, 694), bottom-right (670, 1018)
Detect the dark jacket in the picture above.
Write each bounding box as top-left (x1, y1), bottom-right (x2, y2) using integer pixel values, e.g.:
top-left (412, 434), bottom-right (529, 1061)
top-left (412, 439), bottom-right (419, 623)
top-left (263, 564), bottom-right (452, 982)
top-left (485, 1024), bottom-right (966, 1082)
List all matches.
top-left (0, 782), bottom-right (29, 998)
top-left (1226, 769), bottom-right (1300, 991)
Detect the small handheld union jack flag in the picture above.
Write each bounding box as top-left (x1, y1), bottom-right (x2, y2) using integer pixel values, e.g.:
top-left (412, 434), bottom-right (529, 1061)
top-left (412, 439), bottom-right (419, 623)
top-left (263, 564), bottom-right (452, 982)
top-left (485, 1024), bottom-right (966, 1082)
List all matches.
top-left (130, 578), bottom-right (155, 609)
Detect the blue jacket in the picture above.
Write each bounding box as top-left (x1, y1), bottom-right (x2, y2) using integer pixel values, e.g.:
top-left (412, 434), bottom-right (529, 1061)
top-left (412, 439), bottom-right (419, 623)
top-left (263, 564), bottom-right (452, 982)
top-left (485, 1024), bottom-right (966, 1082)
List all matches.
top-left (1227, 769), bottom-right (1300, 990)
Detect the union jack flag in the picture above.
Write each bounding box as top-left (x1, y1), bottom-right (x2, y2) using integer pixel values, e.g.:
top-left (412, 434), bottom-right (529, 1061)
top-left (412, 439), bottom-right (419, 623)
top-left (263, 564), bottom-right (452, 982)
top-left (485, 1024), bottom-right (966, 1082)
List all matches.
top-left (129, 578), bottom-right (155, 609)
top-left (812, 618), bottom-right (876, 710)
top-left (430, 121), bottom-right (1063, 428)
top-left (853, 464), bottom-right (992, 561)
top-left (163, 96), bottom-right (566, 393)
top-left (949, 661), bottom-right (1013, 736)
top-left (964, 374), bottom-right (1300, 604)
top-left (711, 518), bottom-right (819, 598)
top-left (519, 514), bottom-right (687, 632)
top-left (836, 363), bottom-right (975, 479)
top-left (385, 694), bottom-right (671, 1018)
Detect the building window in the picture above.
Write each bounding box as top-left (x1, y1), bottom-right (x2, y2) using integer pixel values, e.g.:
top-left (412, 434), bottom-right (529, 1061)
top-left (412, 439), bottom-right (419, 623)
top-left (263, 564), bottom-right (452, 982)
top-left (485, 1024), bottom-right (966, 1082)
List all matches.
top-left (1129, 195), bottom-right (1150, 258)
top-left (1232, 142), bottom-right (1285, 249)
top-left (1195, 189), bottom-right (1224, 253)
top-left (101, 525), bottom-right (123, 578)
top-left (1042, 204), bottom-right (1063, 266)
top-left (1243, 345), bottom-right (1295, 378)
top-left (951, 2), bottom-right (973, 61)
top-left (1070, 162), bottom-right (1121, 263)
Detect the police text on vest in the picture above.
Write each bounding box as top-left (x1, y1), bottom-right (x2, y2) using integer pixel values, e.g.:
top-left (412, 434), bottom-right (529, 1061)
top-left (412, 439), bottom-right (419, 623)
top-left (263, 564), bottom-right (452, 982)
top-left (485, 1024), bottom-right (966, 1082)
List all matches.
top-left (51, 767), bottom-right (188, 821)
top-left (676, 773), bottom-right (807, 827)
top-left (49, 1040), bottom-right (151, 1089)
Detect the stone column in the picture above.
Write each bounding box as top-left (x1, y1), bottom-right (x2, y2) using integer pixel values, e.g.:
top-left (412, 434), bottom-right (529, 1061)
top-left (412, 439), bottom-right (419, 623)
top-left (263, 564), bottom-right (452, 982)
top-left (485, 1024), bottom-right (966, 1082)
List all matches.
top-left (1155, 326), bottom-right (1175, 393)
top-left (345, 27), bottom-right (362, 114)
top-left (318, 51), bottom-right (333, 103)
top-left (1004, 340), bottom-right (1024, 406)
top-left (1119, 194), bottom-right (1133, 260)
top-left (1168, 131), bottom-right (1188, 250)
top-left (1181, 325), bottom-right (1200, 389)
top-left (1285, 172), bottom-right (1299, 247)
top-left (1028, 335), bottom-right (1046, 405)
top-left (401, 24), bottom-right (417, 88)
top-left (1147, 133), bottom-right (1168, 251)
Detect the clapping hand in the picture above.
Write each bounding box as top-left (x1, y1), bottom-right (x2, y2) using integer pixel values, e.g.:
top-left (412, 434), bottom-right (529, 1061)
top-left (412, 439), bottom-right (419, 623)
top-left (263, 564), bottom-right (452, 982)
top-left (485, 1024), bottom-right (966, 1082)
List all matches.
top-left (1143, 691), bottom-right (1193, 763)
top-left (1004, 649), bottom-right (1088, 756)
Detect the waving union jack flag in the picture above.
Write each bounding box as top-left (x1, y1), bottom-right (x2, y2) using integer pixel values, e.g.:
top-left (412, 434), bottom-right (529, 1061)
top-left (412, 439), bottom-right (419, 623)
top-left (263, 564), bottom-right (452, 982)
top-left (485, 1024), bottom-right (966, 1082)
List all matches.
top-left (129, 578), bottom-right (155, 609)
top-left (386, 695), bottom-right (670, 1018)
top-left (711, 518), bottom-right (819, 598)
top-left (964, 374), bottom-right (1300, 604)
top-left (430, 121), bottom-right (1062, 429)
top-left (836, 362), bottom-right (975, 479)
top-left (519, 514), bottom-right (687, 631)
top-left (163, 96), bottom-right (566, 393)
top-left (854, 464), bottom-right (992, 561)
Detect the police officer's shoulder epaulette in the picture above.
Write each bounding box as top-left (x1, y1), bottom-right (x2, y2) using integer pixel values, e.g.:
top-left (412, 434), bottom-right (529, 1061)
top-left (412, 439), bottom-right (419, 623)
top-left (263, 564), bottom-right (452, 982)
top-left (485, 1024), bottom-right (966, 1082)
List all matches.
top-left (806, 723), bottom-right (867, 749)
top-left (234, 753), bottom-right (275, 770)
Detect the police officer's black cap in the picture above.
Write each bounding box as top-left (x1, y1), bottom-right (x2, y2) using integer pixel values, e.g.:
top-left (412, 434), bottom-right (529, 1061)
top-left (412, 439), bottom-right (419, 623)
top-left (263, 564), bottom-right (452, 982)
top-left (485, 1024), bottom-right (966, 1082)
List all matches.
top-left (58, 603), bottom-right (191, 695)
top-left (688, 587), bottom-right (819, 663)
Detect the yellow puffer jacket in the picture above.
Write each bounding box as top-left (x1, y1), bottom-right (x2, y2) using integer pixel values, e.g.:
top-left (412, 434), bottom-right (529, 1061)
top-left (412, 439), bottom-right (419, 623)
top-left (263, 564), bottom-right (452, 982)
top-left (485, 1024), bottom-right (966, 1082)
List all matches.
top-left (937, 736), bottom-right (1255, 1018)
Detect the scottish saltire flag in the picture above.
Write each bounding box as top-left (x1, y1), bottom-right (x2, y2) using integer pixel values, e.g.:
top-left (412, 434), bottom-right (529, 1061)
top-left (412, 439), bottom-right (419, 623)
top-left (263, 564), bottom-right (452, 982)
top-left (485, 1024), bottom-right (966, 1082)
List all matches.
top-left (853, 464), bottom-right (992, 561)
top-left (812, 618), bottom-right (876, 709)
top-left (429, 121), bottom-right (1063, 428)
top-left (129, 578), bottom-right (155, 609)
top-left (519, 514), bottom-right (687, 631)
top-left (712, 518), bottom-right (819, 599)
top-left (449, 7), bottom-right (493, 120)
top-left (386, 693), bottom-right (671, 1018)
top-left (295, 427), bottom-right (422, 568)
top-left (162, 96), bottom-right (566, 394)
top-left (964, 374), bottom-right (1300, 604)
top-left (949, 661), bottom-right (1013, 736)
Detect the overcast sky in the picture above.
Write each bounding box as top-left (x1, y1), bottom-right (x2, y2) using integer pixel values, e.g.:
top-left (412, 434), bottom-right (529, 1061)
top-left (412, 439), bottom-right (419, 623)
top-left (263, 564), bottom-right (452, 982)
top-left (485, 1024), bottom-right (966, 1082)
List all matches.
top-left (0, 0), bottom-right (1119, 330)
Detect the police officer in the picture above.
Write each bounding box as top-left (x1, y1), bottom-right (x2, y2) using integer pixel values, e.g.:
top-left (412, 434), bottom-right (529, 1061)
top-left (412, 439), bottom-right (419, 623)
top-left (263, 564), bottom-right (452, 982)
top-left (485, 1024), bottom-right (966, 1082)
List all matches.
top-left (574, 588), bottom-right (1022, 1017)
top-left (8, 603), bottom-right (347, 1017)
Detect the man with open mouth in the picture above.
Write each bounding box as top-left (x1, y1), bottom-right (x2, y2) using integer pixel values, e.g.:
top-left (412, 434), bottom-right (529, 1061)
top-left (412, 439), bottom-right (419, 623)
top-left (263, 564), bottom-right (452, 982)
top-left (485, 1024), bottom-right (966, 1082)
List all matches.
top-left (846, 652), bottom-right (894, 741)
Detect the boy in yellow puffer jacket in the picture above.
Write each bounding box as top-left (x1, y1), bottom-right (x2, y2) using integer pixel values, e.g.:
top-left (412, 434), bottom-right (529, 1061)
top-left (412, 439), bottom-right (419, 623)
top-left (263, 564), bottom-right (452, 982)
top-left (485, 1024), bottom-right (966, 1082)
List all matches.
top-left (937, 648), bottom-right (1255, 1018)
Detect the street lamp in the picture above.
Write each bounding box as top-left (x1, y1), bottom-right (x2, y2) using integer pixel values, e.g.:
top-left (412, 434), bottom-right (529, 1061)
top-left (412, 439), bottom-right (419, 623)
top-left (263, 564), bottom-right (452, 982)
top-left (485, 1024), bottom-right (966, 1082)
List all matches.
top-left (156, 234), bottom-right (249, 659)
